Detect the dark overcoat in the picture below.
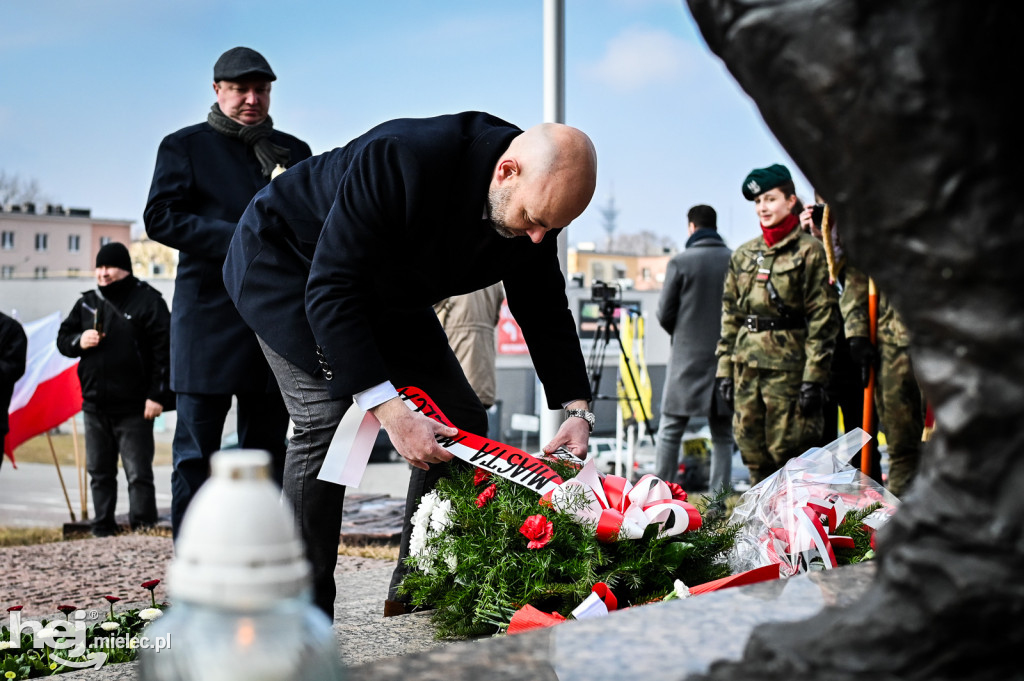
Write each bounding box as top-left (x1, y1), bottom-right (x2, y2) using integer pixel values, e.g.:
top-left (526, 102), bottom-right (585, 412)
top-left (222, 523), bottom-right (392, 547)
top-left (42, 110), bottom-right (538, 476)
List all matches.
top-left (223, 112), bottom-right (590, 407)
top-left (0, 312), bottom-right (27, 436)
top-left (55, 278), bottom-right (173, 414)
top-left (144, 122), bottom-right (312, 393)
top-left (656, 231), bottom-right (732, 416)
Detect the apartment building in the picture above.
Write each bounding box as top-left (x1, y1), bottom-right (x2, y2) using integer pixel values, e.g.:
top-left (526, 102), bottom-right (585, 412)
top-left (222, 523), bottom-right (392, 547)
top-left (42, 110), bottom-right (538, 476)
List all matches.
top-left (567, 246), bottom-right (675, 292)
top-left (0, 202), bottom-right (132, 279)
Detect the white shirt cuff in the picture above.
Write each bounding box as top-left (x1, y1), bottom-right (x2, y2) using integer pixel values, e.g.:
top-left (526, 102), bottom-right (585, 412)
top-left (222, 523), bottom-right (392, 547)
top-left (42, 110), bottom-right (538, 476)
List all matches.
top-left (354, 381), bottom-right (399, 411)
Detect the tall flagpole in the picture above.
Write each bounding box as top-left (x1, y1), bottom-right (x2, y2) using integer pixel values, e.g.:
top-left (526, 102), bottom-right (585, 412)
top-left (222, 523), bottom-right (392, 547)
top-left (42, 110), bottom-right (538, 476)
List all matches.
top-left (539, 0), bottom-right (566, 449)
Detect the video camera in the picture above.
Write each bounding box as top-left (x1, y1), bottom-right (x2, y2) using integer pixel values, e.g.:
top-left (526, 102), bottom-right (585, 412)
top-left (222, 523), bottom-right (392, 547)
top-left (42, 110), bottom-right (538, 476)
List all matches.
top-left (591, 280), bottom-right (621, 302)
top-left (811, 203), bottom-right (826, 230)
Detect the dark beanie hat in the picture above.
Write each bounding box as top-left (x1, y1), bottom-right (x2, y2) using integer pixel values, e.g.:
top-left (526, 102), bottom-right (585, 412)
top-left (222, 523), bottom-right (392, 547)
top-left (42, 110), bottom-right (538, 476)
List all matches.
top-left (95, 242), bottom-right (132, 272)
top-left (741, 163), bottom-right (792, 200)
top-left (213, 47), bottom-right (276, 82)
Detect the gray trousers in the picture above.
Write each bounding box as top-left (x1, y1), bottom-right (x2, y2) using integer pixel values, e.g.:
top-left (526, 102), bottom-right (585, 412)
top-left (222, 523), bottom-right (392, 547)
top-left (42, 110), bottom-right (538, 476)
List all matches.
top-left (258, 328), bottom-right (485, 619)
top-left (654, 412), bottom-right (735, 493)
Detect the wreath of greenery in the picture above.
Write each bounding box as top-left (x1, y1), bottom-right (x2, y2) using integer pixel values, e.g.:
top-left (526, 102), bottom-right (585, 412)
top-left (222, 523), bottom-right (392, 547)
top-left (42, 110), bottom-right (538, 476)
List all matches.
top-left (399, 457), bottom-right (739, 638)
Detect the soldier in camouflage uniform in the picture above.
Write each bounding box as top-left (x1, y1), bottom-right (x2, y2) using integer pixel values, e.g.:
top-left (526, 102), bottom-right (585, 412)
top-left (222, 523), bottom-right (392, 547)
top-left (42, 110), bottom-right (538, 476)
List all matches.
top-left (800, 199), bottom-right (883, 482)
top-left (715, 165), bottom-right (839, 483)
top-left (842, 266), bottom-right (924, 498)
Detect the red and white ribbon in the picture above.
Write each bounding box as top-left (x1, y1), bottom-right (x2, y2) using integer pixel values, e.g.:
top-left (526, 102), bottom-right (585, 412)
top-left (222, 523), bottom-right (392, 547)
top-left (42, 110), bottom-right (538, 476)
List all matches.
top-left (571, 581), bottom-right (619, 620)
top-left (763, 493), bottom-right (878, 575)
top-left (319, 386), bottom-right (564, 495)
top-left (551, 459), bottom-right (702, 542)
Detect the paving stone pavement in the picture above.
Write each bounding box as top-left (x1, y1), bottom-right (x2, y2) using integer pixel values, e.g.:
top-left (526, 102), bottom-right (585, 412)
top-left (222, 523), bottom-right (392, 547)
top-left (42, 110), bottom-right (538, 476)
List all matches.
top-left (1, 534), bottom-right (454, 679)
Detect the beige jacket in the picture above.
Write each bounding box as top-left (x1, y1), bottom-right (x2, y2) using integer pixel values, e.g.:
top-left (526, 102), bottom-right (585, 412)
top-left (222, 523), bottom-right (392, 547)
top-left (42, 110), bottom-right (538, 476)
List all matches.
top-left (434, 282), bottom-right (505, 407)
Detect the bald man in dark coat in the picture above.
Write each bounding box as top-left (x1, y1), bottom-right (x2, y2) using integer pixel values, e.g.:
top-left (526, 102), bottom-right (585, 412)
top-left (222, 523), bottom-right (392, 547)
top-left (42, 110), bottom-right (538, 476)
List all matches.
top-left (224, 111), bottom-right (598, 618)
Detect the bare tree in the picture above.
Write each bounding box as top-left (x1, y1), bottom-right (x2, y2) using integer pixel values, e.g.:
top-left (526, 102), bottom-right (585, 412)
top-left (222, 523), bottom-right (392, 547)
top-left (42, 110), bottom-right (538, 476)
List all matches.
top-left (0, 171), bottom-right (46, 206)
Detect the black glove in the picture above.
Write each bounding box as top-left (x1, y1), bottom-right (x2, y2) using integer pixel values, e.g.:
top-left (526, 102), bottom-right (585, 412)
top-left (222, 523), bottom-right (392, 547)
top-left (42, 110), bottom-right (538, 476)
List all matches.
top-left (847, 336), bottom-right (879, 388)
top-left (715, 377), bottom-right (734, 410)
top-left (798, 381), bottom-right (826, 414)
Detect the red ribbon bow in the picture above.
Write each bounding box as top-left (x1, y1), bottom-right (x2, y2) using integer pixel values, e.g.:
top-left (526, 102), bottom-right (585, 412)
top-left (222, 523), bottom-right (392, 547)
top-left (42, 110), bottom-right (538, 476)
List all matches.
top-left (552, 459), bottom-right (702, 542)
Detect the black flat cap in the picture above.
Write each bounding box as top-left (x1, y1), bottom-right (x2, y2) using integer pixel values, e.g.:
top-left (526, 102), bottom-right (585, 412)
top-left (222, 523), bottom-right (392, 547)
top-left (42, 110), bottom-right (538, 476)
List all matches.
top-left (213, 46), bottom-right (276, 82)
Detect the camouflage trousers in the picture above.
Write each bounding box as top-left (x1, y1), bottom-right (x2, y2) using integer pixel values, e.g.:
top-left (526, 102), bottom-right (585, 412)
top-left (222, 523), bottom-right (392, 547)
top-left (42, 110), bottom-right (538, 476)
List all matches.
top-left (876, 343), bottom-right (924, 498)
top-left (733, 364), bottom-right (822, 484)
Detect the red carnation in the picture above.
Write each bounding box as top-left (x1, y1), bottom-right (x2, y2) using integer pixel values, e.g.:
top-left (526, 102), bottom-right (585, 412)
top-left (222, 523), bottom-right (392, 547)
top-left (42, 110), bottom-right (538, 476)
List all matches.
top-left (475, 483), bottom-right (497, 508)
top-left (666, 482), bottom-right (687, 501)
top-left (519, 514), bottom-right (554, 549)
top-left (473, 468), bottom-right (492, 486)
top-left (56, 604), bottom-right (76, 618)
top-left (6, 605), bottom-right (23, 612)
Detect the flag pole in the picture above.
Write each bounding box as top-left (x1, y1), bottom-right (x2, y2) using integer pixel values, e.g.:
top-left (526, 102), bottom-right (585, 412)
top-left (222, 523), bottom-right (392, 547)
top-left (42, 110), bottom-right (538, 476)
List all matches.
top-left (70, 416), bottom-right (87, 519)
top-left (861, 278), bottom-right (879, 475)
top-left (45, 431), bottom-right (76, 522)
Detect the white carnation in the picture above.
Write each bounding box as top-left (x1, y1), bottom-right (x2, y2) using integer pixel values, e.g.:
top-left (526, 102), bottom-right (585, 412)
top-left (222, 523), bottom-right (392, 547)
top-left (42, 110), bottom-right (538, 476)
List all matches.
top-left (409, 523), bottom-right (428, 559)
top-left (429, 498), bottom-right (452, 534)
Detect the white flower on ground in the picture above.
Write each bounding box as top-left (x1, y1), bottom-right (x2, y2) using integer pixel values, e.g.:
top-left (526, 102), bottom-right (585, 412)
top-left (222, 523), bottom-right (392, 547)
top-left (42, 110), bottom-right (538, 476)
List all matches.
top-left (138, 608), bottom-right (163, 621)
top-left (443, 551), bottom-right (458, 573)
top-left (673, 579), bottom-right (691, 599)
top-left (99, 621), bottom-right (120, 632)
top-left (36, 627), bottom-right (59, 641)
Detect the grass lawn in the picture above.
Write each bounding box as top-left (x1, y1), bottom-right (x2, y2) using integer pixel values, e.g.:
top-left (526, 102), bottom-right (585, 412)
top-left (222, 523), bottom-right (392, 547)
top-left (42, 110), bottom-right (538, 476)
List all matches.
top-left (8, 431), bottom-right (173, 467)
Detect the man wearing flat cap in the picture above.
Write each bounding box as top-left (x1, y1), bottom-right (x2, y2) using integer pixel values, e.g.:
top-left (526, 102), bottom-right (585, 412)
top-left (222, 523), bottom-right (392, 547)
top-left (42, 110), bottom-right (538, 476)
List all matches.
top-left (714, 164), bottom-right (838, 483)
top-left (144, 47), bottom-right (312, 537)
top-left (57, 242), bottom-right (173, 536)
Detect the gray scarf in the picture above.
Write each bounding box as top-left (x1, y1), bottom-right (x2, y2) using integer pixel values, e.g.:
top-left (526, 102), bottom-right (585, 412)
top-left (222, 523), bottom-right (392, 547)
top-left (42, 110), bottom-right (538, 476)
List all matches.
top-left (207, 104), bottom-right (291, 177)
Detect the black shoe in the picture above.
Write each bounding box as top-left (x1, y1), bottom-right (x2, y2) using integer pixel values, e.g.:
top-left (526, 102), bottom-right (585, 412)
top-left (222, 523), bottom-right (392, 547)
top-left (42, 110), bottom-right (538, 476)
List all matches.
top-left (383, 600), bottom-right (411, 617)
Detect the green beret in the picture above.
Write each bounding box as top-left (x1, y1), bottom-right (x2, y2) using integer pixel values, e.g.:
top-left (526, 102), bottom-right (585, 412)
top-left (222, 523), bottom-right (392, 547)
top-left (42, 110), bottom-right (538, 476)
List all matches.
top-left (741, 164), bottom-right (792, 200)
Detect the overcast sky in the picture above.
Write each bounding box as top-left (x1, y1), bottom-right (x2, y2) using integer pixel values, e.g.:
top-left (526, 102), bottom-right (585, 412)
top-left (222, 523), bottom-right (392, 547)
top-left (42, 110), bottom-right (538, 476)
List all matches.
top-left (2, 0), bottom-right (812, 250)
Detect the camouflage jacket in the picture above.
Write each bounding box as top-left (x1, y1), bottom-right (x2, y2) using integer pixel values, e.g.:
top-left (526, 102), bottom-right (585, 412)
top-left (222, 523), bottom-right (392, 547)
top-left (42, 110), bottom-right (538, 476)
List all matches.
top-left (716, 226), bottom-right (839, 384)
top-left (842, 265), bottom-right (912, 347)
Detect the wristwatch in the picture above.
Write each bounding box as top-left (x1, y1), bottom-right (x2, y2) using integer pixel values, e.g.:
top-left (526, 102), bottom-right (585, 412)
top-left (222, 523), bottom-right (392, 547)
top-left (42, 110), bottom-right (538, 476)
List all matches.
top-left (565, 408), bottom-right (596, 433)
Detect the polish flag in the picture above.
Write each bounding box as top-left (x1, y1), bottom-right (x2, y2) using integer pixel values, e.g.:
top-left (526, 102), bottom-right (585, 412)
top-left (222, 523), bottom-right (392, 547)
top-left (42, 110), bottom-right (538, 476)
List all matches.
top-left (4, 312), bottom-right (82, 467)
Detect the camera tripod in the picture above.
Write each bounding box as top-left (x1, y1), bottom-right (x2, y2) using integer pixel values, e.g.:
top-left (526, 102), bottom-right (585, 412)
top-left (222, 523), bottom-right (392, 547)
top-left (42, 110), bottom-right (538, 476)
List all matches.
top-left (585, 296), bottom-right (656, 446)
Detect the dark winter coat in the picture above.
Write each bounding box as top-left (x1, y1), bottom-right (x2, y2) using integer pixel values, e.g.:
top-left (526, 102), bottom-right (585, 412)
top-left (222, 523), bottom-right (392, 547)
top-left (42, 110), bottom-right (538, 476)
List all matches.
top-left (223, 111), bottom-right (591, 407)
top-left (56, 277), bottom-right (172, 414)
top-left (144, 121), bottom-right (312, 393)
top-left (0, 312), bottom-right (27, 435)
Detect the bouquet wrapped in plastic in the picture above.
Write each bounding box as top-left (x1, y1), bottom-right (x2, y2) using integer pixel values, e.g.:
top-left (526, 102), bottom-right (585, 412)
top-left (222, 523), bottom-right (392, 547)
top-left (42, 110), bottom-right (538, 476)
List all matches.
top-left (728, 429), bottom-right (899, 577)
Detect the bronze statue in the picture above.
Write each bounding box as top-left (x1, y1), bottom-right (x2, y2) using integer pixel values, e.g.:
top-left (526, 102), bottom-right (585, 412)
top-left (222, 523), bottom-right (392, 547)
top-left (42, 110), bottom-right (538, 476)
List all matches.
top-left (685, 1), bottom-right (1024, 678)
